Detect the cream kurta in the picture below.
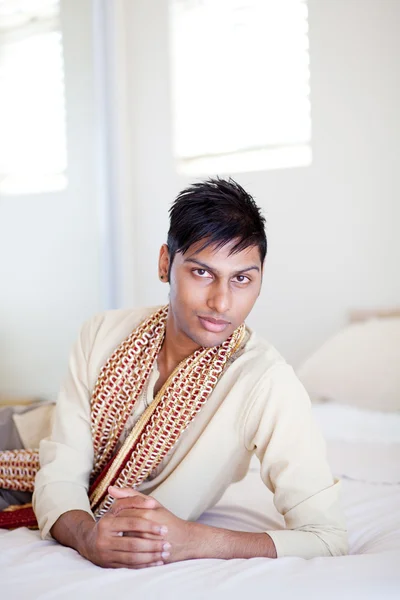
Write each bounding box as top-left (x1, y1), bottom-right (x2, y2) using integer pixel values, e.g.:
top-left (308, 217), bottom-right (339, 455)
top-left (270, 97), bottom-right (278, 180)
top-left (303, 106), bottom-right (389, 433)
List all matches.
top-left (32, 306), bottom-right (348, 559)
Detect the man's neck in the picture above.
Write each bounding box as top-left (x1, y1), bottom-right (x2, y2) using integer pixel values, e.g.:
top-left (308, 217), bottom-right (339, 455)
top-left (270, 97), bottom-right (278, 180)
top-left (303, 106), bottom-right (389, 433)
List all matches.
top-left (157, 311), bottom-right (200, 377)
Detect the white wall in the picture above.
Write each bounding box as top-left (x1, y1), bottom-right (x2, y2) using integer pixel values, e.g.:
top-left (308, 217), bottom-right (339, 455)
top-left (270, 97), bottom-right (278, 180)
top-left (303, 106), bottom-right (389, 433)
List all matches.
top-left (0, 0), bottom-right (104, 400)
top-left (1, 0), bottom-right (398, 401)
top-left (118, 0), bottom-right (400, 367)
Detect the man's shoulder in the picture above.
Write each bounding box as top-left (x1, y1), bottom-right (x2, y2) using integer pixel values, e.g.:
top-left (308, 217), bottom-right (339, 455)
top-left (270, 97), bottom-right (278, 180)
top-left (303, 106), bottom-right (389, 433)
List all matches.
top-left (85, 305), bottom-right (162, 333)
top-left (241, 325), bottom-right (288, 375)
top-left (238, 327), bottom-right (310, 413)
top-left (79, 306), bottom-right (162, 357)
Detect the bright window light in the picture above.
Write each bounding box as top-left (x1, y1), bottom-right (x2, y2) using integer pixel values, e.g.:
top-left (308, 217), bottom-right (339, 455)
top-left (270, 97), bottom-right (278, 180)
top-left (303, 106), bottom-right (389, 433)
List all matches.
top-left (169, 0), bottom-right (312, 175)
top-left (0, 0), bottom-right (67, 194)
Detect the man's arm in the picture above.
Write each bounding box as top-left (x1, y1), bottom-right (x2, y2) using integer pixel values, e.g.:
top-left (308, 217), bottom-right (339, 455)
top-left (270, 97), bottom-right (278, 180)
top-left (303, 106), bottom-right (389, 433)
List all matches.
top-left (109, 486), bottom-right (277, 562)
top-left (244, 364), bottom-right (349, 558)
top-left (186, 523), bottom-right (277, 559)
top-left (33, 316), bottom-right (100, 540)
top-left (32, 311), bottom-right (168, 569)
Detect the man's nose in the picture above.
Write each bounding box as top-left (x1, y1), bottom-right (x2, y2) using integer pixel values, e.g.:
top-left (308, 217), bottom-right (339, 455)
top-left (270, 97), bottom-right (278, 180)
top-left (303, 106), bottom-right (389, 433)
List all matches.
top-left (206, 281), bottom-right (231, 315)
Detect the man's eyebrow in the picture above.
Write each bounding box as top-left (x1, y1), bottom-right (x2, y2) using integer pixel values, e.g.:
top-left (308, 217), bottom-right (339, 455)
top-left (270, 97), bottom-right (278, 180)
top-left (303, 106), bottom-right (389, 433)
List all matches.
top-left (183, 257), bottom-right (260, 275)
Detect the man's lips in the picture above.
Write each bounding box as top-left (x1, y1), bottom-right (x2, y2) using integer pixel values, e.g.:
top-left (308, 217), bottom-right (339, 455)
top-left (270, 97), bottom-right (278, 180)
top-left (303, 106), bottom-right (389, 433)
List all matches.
top-left (198, 315), bottom-right (231, 333)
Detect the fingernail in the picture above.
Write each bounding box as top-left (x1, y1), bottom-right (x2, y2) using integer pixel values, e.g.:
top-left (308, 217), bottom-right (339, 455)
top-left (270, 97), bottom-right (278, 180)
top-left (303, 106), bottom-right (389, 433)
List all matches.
top-left (159, 526), bottom-right (168, 535)
top-left (156, 561), bottom-right (164, 566)
top-left (163, 542), bottom-right (171, 551)
top-left (162, 551), bottom-right (170, 559)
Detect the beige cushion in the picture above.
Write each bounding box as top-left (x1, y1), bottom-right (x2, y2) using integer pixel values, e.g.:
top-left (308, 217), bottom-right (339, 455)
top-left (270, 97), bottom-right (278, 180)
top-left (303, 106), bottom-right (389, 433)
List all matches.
top-left (297, 318), bottom-right (400, 412)
top-left (12, 403), bottom-right (55, 448)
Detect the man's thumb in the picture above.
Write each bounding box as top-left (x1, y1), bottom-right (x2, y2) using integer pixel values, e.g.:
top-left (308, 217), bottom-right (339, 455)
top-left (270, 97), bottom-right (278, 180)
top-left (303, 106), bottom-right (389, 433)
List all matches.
top-left (108, 485), bottom-right (137, 499)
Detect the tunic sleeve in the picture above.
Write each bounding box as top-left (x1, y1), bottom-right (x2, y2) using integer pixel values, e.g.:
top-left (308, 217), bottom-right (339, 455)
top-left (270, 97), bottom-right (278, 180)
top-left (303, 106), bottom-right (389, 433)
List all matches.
top-left (243, 363), bottom-right (349, 559)
top-left (32, 316), bottom-right (101, 540)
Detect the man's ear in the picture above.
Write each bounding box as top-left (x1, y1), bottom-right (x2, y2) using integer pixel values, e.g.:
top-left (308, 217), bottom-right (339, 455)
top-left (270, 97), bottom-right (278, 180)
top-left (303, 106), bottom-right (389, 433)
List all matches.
top-left (257, 262), bottom-right (264, 296)
top-left (158, 244), bottom-right (170, 282)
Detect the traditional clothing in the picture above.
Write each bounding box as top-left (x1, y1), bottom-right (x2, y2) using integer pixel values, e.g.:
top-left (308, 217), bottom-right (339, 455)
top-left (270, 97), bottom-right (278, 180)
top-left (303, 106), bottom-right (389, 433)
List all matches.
top-left (0, 306), bottom-right (348, 559)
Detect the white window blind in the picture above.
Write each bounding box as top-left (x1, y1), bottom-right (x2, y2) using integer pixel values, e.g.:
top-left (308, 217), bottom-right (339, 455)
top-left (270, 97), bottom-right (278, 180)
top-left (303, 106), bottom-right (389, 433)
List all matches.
top-left (0, 0), bottom-right (67, 194)
top-left (169, 0), bottom-right (311, 175)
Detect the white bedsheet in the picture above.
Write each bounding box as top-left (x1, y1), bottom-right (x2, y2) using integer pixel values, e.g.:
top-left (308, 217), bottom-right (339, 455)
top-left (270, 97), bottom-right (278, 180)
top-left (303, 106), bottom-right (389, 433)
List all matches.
top-left (1, 405), bottom-right (400, 600)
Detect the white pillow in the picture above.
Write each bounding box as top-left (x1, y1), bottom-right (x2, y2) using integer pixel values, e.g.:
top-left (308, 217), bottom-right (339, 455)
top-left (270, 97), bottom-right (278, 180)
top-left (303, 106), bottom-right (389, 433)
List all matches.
top-left (312, 403), bottom-right (400, 444)
top-left (327, 440), bottom-right (400, 485)
top-left (297, 318), bottom-right (400, 412)
top-left (312, 404), bottom-right (400, 484)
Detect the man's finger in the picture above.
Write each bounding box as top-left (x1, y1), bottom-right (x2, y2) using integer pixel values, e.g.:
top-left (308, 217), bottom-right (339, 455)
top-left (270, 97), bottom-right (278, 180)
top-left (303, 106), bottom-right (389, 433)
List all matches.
top-left (108, 535), bottom-right (170, 555)
top-left (122, 531), bottom-right (164, 540)
top-left (111, 515), bottom-right (168, 536)
top-left (108, 486), bottom-right (158, 505)
top-left (108, 485), bottom-right (138, 498)
top-left (110, 560), bottom-right (164, 569)
top-left (108, 495), bottom-right (157, 516)
top-left (107, 550), bottom-right (168, 567)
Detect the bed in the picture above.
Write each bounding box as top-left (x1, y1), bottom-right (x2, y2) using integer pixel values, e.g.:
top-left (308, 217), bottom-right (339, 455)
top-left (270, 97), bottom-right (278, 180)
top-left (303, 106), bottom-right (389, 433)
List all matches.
top-left (1, 311), bottom-right (400, 599)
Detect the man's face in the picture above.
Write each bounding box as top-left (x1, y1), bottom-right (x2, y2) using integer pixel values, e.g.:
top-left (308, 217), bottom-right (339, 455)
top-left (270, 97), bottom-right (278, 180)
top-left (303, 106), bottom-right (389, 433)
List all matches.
top-left (161, 239), bottom-right (263, 349)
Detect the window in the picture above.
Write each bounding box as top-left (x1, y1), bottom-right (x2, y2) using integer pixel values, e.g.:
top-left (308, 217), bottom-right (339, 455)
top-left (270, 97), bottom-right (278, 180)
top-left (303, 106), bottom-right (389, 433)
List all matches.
top-left (169, 0), bottom-right (311, 175)
top-left (0, 0), bottom-right (67, 194)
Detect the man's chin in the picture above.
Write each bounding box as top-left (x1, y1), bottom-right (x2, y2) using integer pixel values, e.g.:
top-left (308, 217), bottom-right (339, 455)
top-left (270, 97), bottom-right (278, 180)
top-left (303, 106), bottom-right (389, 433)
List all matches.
top-left (190, 329), bottom-right (234, 349)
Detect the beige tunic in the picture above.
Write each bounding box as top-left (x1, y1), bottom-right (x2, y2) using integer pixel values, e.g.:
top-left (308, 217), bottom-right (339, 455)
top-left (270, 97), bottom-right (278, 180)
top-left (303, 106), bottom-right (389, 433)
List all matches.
top-left (114, 330), bottom-right (249, 482)
top-left (31, 306), bottom-right (348, 559)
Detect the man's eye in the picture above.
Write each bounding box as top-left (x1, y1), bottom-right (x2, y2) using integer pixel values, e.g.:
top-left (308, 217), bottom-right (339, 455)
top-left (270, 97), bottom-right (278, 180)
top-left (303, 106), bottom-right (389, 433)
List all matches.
top-left (234, 275), bottom-right (250, 283)
top-left (194, 269), bottom-right (211, 278)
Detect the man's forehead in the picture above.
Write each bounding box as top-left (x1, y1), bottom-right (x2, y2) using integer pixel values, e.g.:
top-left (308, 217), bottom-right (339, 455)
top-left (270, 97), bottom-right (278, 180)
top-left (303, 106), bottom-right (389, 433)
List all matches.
top-left (178, 238), bottom-right (262, 268)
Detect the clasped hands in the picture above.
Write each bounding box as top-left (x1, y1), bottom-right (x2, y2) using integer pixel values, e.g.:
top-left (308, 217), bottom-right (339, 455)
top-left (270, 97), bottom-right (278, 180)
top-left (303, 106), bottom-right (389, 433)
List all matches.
top-left (82, 485), bottom-right (194, 569)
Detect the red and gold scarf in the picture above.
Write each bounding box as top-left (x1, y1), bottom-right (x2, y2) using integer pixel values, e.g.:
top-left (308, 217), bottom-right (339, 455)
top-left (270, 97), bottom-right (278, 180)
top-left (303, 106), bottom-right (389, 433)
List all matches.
top-left (0, 306), bottom-right (245, 529)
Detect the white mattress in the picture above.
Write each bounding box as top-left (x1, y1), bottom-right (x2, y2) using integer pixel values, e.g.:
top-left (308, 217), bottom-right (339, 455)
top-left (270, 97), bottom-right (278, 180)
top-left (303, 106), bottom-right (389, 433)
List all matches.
top-left (1, 404), bottom-right (400, 600)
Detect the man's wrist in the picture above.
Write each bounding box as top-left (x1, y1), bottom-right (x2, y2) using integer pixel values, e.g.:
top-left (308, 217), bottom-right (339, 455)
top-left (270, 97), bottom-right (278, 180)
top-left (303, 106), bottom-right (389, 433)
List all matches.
top-left (75, 516), bottom-right (97, 560)
top-left (188, 522), bottom-right (277, 560)
top-left (50, 510), bottom-right (96, 559)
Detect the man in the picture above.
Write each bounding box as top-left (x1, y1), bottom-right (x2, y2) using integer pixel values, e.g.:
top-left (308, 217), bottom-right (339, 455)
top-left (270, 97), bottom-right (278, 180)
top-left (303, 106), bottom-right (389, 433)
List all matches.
top-left (0, 178), bottom-right (348, 567)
